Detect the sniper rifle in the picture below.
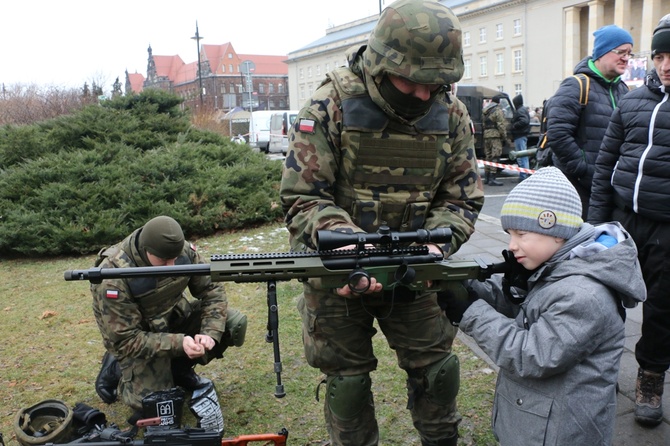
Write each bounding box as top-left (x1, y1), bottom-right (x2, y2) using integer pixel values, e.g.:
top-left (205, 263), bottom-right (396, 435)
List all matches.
top-left (64, 226), bottom-right (507, 397)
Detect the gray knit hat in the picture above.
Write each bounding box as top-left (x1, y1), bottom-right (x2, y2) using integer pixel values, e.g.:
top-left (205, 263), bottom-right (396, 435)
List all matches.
top-left (501, 167), bottom-right (583, 239)
top-left (138, 216), bottom-right (185, 259)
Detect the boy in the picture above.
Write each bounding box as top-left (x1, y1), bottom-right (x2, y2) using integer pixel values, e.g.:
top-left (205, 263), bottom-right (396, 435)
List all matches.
top-left (440, 167), bottom-right (645, 445)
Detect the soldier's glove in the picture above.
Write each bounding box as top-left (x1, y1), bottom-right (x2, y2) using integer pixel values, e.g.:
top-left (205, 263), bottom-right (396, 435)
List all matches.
top-left (437, 283), bottom-right (480, 326)
top-left (501, 250), bottom-right (533, 305)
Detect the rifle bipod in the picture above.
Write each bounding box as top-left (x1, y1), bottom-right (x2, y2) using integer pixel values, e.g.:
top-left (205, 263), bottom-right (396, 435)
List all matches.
top-left (264, 280), bottom-right (285, 398)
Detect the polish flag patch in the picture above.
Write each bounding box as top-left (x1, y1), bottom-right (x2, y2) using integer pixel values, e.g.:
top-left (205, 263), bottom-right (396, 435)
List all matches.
top-left (298, 118), bottom-right (316, 134)
top-left (106, 289), bottom-right (119, 299)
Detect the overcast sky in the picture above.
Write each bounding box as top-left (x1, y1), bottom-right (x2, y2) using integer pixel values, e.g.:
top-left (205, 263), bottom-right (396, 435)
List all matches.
top-left (1, 0), bottom-right (384, 91)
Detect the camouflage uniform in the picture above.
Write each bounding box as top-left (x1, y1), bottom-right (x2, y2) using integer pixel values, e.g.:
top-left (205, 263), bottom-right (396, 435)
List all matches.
top-left (279, 1), bottom-right (483, 444)
top-left (91, 228), bottom-right (229, 411)
top-left (482, 100), bottom-right (507, 179)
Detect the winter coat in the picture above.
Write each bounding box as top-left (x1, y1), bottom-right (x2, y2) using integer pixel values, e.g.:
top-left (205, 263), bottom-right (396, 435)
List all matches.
top-left (511, 94), bottom-right (530, 139)
top-left (460, 222), bottom-right (645, 446)
top-left (589, 69), bottom-right (670, 223)
top-left (547, 57), bottom-right (630, 190)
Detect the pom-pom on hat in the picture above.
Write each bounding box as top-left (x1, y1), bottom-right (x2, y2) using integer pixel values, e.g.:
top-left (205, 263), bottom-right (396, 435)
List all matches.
top-left (592, 25), bottom-right (634, 60)
top-left (138, 216), bottom-right (185, 259)
top-left (652, 14), bottom-right (670, 56)
top-left (501, 167), bottom-right (583, 240)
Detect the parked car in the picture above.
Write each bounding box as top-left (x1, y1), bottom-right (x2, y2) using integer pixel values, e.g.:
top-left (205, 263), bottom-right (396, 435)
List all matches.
top-left (268, 110), bottom-right (299, 155)
top-left (248, 110), bottom-right (285, 153)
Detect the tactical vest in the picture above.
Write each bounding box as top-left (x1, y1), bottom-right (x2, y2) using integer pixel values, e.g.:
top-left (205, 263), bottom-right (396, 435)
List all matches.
top-left (483, 106), bottom-right (498, 130)
top-left (95, 235), bottom-right (193, 333)
top-left (326, 67), bottom-right (452, 233)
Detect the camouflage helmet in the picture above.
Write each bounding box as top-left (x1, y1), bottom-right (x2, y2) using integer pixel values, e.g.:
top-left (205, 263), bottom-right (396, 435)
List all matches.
top-left (364, 0), bottom-right (464, 85)
top-left (13, 400), bottom-right (73, 446)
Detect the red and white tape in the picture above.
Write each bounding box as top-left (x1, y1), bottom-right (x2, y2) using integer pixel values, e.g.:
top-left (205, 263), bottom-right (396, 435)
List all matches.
top-left (478, 160), bottom-right (535, 175)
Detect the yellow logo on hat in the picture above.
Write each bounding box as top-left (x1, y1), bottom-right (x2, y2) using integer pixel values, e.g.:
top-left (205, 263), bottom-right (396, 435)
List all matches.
top-left (538, 210), bottom-right (557, 229)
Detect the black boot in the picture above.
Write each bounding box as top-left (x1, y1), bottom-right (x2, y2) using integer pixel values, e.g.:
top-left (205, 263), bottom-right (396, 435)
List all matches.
top-left (171, 359), bottom-right (212, 391)
top-left (484, 171), bottom-right (490, 185)
top-left (421, 431), bottom-right (458, 446)
top-left (95, 352), bottom-right (121, 404)
top-left (488, 173), bottom-right (503, 186)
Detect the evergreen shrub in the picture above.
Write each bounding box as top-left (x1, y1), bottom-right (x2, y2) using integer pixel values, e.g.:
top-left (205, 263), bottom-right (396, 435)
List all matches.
top-left (0, 90), bottom-right (284, 256)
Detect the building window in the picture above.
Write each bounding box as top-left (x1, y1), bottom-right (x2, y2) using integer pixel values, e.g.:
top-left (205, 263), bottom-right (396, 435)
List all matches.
top-left (463, 31), bottom-right (470, 46)
top-left (269, 83), bottom-right (274, 94)
top-left (325, 63), bottom-right (330, 72)
top-left (300, 86), bottom-right (305, 101)
top-left (479, 56), bottom-right (488, 76)
top-left (497, 86), bottom-right (504, 92)
top-left (514, 49), bottom-right (522, 72)
top-left (515, 84), bottom-right (522, 96)
top-left (496, 53), bottom-right (504, 74)
top-left (316, 65), bottom-right (321, 76)
top-left (299, 68), bottom-right (304, 79)
top-left (229, 83), bottom-right (234, 93)
top-left (278, 83), bottom-right (284, 94)
top-left (479, 27), bottom-right (486, 43)
top-left (514, 19), bottom-right (521, 36)
top-left (464, 59), bottom-right (471, 79)
top-left (229, 64), bottom-right (233, 73)
top-left (307, 67), bottom-right (312, 78)
top-left (259, 83), bottom-right (265, 94)
top-left (228, 53), bottom-right (232, 59)
top-left (220, 85), bottom-right (225, 94)
top-left (496, 23), bottom-right (503, 39)
top-left (237, 84), bottom-right (243, 93)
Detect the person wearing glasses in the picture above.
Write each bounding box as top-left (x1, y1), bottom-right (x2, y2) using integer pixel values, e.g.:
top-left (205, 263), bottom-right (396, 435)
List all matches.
top-left (546, 25), bottom-right (633, 219)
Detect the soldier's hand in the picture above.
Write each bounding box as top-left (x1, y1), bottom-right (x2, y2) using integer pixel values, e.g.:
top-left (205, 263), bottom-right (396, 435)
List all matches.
top-left (183, 335), bottom-right (205, 358)
top-left (194, 334), bottom-right (215, 351)
top-left (336, 277), bottom-right (383, 297)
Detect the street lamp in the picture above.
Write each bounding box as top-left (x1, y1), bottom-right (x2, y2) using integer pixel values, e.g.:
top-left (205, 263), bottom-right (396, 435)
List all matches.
top-left (191, 21), bottom-right (204, 107)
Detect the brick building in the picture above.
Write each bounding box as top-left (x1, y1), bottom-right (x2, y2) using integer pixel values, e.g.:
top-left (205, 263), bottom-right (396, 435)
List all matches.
top-left (125, 43), bottom-right (289, 113)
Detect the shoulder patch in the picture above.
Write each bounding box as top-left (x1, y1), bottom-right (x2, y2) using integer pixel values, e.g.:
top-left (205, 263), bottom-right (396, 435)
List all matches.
top-left (189, 243), bottom-right (197, 252)
top-left (298, 118), bottom-right (316, 134)
top-left (106, 289), bottom-right (119, 299)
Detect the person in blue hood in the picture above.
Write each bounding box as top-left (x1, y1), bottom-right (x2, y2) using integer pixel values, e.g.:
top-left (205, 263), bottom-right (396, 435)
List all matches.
top-left (440, 167), bottom-right (646, 446)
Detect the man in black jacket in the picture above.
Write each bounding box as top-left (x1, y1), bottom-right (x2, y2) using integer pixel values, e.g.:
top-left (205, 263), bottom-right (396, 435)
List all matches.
top-left (511, 94), bottom-right (530, 181)
top-left (547, 24), bottom-right (632, 219)
top-left (588, 14), bottom-right (670, 428)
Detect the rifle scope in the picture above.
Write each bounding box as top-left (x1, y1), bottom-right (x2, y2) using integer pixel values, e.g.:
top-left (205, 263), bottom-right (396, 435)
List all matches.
top-left (316, 225), bottom-right (452, 251)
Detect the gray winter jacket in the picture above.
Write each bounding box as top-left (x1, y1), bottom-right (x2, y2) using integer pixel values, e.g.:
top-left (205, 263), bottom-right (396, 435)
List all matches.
top-left (460, 222), bottom-right (645, 446)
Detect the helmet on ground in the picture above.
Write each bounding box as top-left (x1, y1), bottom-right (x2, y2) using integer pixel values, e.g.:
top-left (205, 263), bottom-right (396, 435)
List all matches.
top-left (363, 0), bottom-right (464, 85)
top-left (13, 400), bottom-right (74, 446)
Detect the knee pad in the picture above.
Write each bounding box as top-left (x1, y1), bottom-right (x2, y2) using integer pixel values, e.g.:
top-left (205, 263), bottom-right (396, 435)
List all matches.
top-left (224, 308), bottom-right (247, 347)
top-left (325, 374), bottom-right (372, 420)
top-left (423, 353), bottom-right (460, 406)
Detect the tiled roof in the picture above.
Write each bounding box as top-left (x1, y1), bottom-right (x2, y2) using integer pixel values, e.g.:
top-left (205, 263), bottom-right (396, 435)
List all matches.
top-left (237, 54), bottom-right (288, 75)
top-left (127, 72), bottom-right (144, 93)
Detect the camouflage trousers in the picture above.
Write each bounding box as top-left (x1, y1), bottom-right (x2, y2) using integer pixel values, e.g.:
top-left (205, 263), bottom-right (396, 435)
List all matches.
top-left (118, 306), bottom-right (228, 412)
top-left (298, 281), bottom-right (461, 445)
top-left (483, 138), bottom-right (503, 174)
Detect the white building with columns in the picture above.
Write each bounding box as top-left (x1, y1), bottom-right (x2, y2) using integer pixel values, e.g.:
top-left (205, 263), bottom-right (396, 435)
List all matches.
top-left (286, 0), bottom-right (668, 111)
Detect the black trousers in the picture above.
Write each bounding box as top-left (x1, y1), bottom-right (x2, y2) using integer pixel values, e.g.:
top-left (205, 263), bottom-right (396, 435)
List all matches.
top-left (614, 206), bottom-right (670, 373)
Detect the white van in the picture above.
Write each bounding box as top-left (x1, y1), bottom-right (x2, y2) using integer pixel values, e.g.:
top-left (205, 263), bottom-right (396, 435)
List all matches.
top-left (248, 110), bottom-right (284, 153)
top-left (268, 110), bottom-right (300, 155)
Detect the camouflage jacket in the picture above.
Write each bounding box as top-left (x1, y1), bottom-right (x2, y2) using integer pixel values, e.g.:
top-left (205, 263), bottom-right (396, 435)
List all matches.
top-left (483, 103), bottom-right (507, 140)
top-left (279, 60), bottom-right (483, 256)
top-left (91, 229), bottom-right (227, 361)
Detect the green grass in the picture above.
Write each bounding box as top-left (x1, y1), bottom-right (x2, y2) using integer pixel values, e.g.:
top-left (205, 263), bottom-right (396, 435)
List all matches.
top-left (0, 222), bottom-right (498, 445)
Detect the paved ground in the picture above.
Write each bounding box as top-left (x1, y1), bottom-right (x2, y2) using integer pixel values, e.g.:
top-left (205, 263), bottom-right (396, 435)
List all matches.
top-left (450, 212), bottom-right (670, 445)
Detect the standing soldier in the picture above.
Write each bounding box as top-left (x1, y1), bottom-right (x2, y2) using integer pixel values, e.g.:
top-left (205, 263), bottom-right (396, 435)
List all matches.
top-left (279, 0), bottom-right (484, 444)
top-left (482, 95), bottom-right (507, 186)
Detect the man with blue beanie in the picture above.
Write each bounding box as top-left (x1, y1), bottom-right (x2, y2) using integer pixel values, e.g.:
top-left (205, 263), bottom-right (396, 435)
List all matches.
top-left (546, 24), bottom-right (632, 219)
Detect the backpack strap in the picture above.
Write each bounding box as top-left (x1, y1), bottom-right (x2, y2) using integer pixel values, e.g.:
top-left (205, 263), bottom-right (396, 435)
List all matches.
top-left (572, 73), bottom-right (591, 106)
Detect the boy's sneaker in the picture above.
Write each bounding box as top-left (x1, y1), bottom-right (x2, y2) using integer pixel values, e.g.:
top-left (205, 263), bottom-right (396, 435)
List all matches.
top-left (634, 367), bottom-right (665, 427)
